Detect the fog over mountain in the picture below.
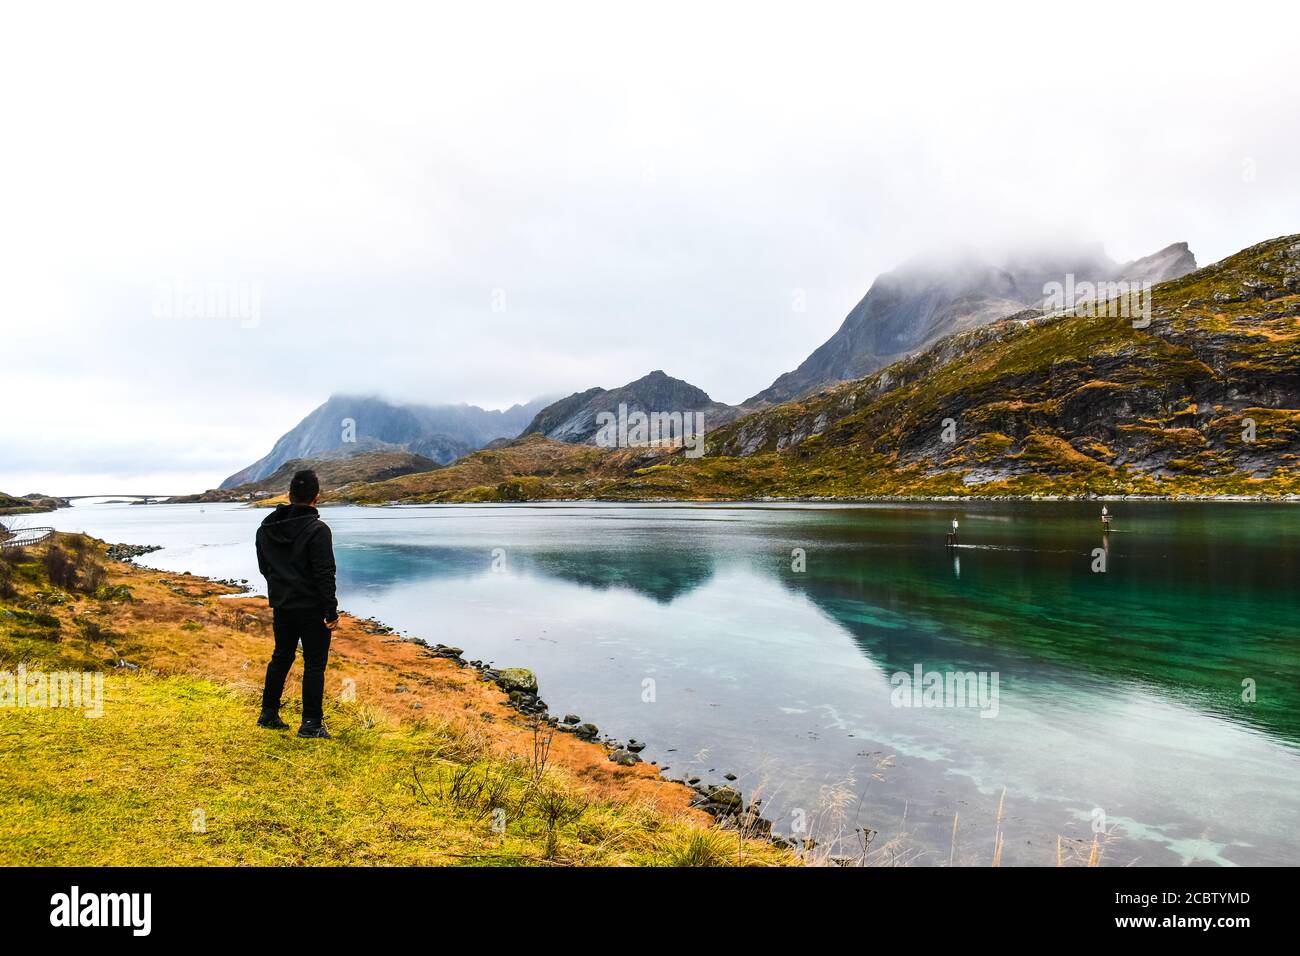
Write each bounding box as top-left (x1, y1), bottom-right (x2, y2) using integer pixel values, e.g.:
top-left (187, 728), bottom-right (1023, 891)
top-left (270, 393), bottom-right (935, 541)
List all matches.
top-left (2, 4), bottom-right (1297, 494)
top-left (748, 241), bottom-right (1198, 406)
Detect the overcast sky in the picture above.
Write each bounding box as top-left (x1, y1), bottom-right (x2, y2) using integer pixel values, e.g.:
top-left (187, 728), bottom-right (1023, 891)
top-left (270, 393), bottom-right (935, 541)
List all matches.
top-left (3, 0), bottom-right (1298, 495)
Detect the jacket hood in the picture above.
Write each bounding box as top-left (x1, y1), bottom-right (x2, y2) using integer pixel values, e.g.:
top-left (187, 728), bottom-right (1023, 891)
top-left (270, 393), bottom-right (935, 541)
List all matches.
top-left (259, 503), bottom-right (320, 545)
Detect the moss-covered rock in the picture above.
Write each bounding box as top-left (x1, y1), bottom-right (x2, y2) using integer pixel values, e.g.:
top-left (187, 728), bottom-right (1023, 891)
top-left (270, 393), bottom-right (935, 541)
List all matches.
top-left (495, 667), bottom-right (538, 694)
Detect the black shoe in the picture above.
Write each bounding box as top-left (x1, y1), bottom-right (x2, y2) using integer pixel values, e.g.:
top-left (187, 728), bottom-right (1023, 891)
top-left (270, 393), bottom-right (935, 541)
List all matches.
top-left (257, 711), bottom-right (289, 730)
top-left (297, 721), bottom-right (331, 739)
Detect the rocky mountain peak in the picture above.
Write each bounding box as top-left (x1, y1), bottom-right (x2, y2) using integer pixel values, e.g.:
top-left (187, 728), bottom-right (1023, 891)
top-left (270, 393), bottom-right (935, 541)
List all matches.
top-left (745, 239), bottom-right (1197, 407)
top-left (524, 371), bottom-right (737, 444)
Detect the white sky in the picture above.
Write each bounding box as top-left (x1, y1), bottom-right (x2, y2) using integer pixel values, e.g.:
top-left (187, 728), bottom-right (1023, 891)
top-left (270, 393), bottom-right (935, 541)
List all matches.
top-left (2, 0), bottom-right (1298, 495)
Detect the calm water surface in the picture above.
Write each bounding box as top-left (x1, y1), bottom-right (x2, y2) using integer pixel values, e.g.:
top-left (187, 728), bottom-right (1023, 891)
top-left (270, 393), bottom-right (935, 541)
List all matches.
top-left (29, 499), bottom-right (1300, 866)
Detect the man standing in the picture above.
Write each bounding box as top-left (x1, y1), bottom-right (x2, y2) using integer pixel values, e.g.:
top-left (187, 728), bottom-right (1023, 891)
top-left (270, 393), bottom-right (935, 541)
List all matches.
top-left (255, 469), bottom-right (339, 738)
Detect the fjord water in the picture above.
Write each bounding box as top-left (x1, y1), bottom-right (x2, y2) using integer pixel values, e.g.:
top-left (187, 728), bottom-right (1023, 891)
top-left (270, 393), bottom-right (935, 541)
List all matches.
top-left (35, 500), bottom-right (1300, 865)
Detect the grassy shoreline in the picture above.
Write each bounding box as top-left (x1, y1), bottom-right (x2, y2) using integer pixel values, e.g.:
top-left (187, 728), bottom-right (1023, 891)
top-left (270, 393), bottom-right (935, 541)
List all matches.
top-left (0, 534), bottom-right (793, 866)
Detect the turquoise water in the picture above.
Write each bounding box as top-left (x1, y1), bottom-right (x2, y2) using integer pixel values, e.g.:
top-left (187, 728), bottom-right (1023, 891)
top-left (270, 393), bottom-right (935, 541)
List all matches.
top-left (31, 499), bottom-right (1300, 865)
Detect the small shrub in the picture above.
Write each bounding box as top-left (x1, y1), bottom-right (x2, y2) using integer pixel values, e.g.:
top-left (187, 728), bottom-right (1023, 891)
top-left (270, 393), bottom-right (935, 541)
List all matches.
top-left (0, 551), bottom-right (18, 600)
top-left (3, 606), bottom-right (61, 640)
top-left (42, 538), bottom-right (106, 595)
top-left (534, 785), bottom-right (586, 859)
top-left (668, 830), bottom-right (734, 867)
top-left (42, 543), bottom-right (76, 590)
top-left (94, 584), bottom-right (134, 603)
top-left (79, 619), bottom-right (123, 643)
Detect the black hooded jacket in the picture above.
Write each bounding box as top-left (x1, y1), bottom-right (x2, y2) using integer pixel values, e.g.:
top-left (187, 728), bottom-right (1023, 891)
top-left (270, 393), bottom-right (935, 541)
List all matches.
top-left (255, 504), bottom-right (338, 621)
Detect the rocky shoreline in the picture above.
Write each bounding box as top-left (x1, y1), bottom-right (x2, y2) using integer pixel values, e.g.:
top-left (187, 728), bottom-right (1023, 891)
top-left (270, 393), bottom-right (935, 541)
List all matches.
top-left (106, 542), bottom-right (252, 592)
top-left (105, 542), bottom-right (164, 563)
top-left (412, 638), bottom-right (776, 839)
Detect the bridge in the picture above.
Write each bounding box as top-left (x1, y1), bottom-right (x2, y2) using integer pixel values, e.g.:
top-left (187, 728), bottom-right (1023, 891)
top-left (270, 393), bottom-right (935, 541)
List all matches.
top-left (62, 494), bottom-right (172, 501)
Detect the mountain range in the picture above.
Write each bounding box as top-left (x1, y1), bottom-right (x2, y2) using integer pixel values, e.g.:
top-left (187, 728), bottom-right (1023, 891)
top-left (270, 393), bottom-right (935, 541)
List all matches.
top-left (220, 232), bottom-right (1300, 504)
top-left (233, 241), bottom-right (1198, 487)
top-left (221, 371), bottom-right (737, 494)
top-left (327, 233), bottom-right (1300, 503)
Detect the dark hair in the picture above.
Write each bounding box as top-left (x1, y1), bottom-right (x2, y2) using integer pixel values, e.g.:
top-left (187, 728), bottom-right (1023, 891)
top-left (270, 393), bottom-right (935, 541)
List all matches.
top-left (289, 469), bottom-right (321, 504)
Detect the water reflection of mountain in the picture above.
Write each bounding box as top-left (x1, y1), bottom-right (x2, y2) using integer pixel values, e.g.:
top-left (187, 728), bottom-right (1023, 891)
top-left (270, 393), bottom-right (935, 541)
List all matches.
top-left (777, 545), bottom-right (1300, 748)
top-left (509, 548), bottom-right (717, 603)
top-left (335, 522), bottom-right (1300, 746)
top-left (338, 541), bottom-right (718, 604)
top-left (337, 543), bottom-right (489, 591)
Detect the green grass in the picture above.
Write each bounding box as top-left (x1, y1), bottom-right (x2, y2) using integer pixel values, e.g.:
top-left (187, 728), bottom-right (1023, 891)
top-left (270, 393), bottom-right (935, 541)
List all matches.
top-left (0, 672), bottom-right (703, 865)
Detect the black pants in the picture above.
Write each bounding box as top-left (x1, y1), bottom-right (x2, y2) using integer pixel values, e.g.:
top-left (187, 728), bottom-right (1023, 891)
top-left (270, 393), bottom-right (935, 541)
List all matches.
top-left (261, 609), bottom-right (332, 722)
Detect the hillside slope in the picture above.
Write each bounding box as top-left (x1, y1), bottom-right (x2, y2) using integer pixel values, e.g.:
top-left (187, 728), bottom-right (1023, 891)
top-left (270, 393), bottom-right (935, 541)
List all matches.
top-left (329, 434), bottom-right (635, 503)
top-left (0, 492), bottom-right (68, 516)
top-left (0, 493), bottom-right (31, 516)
